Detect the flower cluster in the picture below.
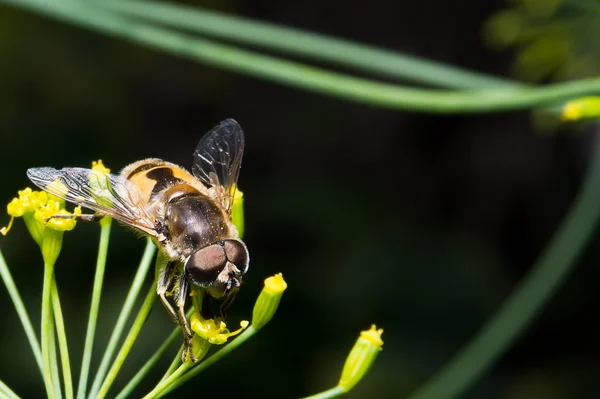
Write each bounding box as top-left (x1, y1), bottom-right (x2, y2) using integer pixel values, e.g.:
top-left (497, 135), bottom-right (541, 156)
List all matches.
top-left (1, 187), bottom-right (81, 265)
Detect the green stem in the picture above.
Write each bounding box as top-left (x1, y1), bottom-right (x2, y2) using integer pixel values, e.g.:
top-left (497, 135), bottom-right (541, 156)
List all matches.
top-left (76, 219), bottom-right (111, 399)
top-left (41, 261), bottom-right (56, 399)
top-left (0, 249), bottom-right (43, 371)
top-left (300, 386), bottom-right (346, 399)
top-left (3, 0), bottom-right (597, 114)
top-left (159, 345), bottom-right (183, 383)
top-left (95, 0), bottom-right (520, 90)
top-left (157, 326), bottom-right (258, 398)
top-left (0, 379), bottom-right (21, 399)
top-left (408, 128), bottom-right (600, 398)
top-left (51, 277), bottom-right (73, 399)
top-left (95, 283), bottom-right (157, 399)
top-left (114, 326), bottom-right (182, 399)
top-left (143, 363), bottom-right (190, 399)
top-left (48, 305), bottom-right (62, 399)
top-left (88, 239), bottom-right (156, 399)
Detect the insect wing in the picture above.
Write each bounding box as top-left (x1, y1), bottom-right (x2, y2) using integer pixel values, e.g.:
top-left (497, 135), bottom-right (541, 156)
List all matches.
top-left (192, 118), bottom-right (245, 213)
top-left (27, 167), bottom-right (157, 235)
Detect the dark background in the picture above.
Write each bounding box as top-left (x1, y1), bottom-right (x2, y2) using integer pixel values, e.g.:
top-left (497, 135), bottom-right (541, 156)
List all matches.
top-left (0, 1), bottom-right (598, 398)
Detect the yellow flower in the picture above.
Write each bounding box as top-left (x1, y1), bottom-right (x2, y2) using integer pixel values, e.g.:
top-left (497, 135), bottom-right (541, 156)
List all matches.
top-left (91, 159), bottom-right (111, 174)
top-left (190, 312), bottom-right (248, 345)
top-left (252, 273), bottom-right (287, 330)
top-left (338, 325), bottom-right (384, 392)
top-left (2, 186), bottom-right (81, 265)
top-left (35, 200), bottom-right (82, 232)
top-left (6, 188), bottom-right (48, 218)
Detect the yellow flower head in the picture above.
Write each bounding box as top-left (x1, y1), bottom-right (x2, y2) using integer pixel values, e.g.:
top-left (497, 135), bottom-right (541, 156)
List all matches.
top-left (2, 188), bottom-right (50, 236)
top-left (360, 324), bottom-right (384, 348)
top-left (264, 273), bottom-right (287, 294)
top-left (35, 200), bottom-right (82, 232)
top-left (92, 159), bottom-right (111, 174)
top-left (190, 312), bottom-right (249, 345)
top-left (6, 188), bottom-right (48, 218)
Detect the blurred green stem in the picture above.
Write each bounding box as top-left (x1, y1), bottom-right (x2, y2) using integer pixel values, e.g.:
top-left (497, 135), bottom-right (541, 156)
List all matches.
top-left (0, 379), bottom-right (21, 399)
top-left (51, 277), bottom-right (73, 399)
top-left (409, 128), bottom-right (600, 398)
top-left (6, 0), bottom-right (599, 114)
top-left (88, 239), bottom-right (156, 399)
top-left (95, 284), bottom-right (157, 399)
top-left (0, 249), bottom-right (43, 371)
top-left (76, 220), bottom-right (111, 399)
top-left (301, 386), bottom-right (346, 399)
top-left (96, 0), bottom-right (519, 90)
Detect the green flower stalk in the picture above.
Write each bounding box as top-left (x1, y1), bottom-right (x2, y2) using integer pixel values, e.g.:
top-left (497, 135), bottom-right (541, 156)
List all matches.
top-left (338, 325), bottom-right (384, 392)
top-left (252, 273), bottom-right (287, 330)
top-left (2, 186), bottom-right (81, 399)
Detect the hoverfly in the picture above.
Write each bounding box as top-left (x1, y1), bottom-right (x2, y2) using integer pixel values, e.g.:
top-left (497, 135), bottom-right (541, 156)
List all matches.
top-left (27, 118), bottom-right (249, 362)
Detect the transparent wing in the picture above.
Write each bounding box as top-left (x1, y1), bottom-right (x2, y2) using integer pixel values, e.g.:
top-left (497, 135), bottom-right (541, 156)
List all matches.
top-left (192, 118), bottom-right (245, 213)
top-left (27, 167), bottom-right (157, 235)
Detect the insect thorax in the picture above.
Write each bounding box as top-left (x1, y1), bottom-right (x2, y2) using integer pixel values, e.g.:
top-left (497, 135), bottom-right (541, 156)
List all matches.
top-left (162, 190), bottom-right (232, 258)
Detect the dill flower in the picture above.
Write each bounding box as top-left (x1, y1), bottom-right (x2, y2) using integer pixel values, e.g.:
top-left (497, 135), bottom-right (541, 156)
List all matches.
top-left (1, 186), bottom-right (81, 265)
top-left (190, 312), bottom-right (249, 346)
top-left (338, 325), bottom-right (384, 392)
top-left (252, 273), bottom-right (287, 330)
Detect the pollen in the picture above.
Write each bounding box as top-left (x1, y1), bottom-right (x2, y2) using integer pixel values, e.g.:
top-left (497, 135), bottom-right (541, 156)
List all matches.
top-left (190, 312), bottom-right (248, 345)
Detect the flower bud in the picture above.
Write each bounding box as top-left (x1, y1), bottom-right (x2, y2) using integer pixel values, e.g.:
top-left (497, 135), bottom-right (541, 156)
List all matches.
top-left (189, 333), bottom-right (212, 365)
top-left (562, 96), bottom-right (600, 122)
top-left (252, 273), bottom-right (287, 330)
top-left (231, 187), bottom-right (244, 239)
top-left (338, 325), bottom-right (384, 392)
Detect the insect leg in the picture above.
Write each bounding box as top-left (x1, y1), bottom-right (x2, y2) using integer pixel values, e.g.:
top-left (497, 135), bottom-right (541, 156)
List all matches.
top-left (47, 213), bottom-right (105, 223)
top-left (156, 261), bottom-right (178, 322)
top-left (176, 275), bottom-right (196, 363)
top-left (219, 293), bottom-right (237, 320)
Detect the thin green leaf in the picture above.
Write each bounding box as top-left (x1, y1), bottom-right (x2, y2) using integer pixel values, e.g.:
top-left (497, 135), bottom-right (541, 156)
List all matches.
top-left (96, 0), bottom-right (520, 90)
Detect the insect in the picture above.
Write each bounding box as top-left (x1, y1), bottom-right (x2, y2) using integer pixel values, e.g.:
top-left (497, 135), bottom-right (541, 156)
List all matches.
top-left (27, 118), bottom-right (249, 362)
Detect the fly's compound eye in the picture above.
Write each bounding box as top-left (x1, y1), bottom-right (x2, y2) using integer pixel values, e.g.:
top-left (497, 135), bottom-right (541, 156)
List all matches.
top-left (185, 244), bottom-right (227, 287)
top-left (222, 239), bottom-right (249, 275)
